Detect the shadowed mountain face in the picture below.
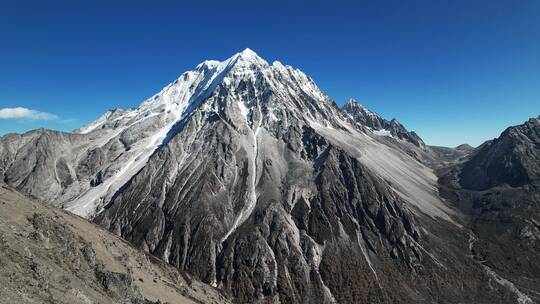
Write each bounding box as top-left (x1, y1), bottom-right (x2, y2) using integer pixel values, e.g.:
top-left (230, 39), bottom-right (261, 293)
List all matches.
top-left (459, 117), bottom-right (540, 190)
top-left (1, 50), bottom-right (538, 303)
top-left (439, 117), bottom-right (540, 304)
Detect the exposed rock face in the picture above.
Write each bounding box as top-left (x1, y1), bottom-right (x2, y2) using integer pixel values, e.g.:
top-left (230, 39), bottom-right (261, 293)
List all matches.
top-left (0, 130), bottom-right (86, 203)
top-left (0, 183), bottom-right (230, 304)
top-left (0, 49), bottom-right (537, 303)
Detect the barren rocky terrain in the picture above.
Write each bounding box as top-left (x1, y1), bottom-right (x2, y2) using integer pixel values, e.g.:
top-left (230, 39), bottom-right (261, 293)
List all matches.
top-left (0, 183), bottom-right (230, 304)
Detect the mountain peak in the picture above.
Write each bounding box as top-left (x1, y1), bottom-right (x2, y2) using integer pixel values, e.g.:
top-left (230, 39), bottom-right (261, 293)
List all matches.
top-left (238, 47), bottom-right (258, 57)
top-left (8, 49), bottom-right (533, 304)
top-left (342, 98), bottom-right (425, 148)
top-left (230, 48), bottom-right (267, 66)
top-left (345, 98), bottom-right (359, 107)
top-left (194, 48), bottom-right (266, 71)
top-left (343, 98), bottom-right (375, 116)
top-left (344, 98), bottom-right (371, 113)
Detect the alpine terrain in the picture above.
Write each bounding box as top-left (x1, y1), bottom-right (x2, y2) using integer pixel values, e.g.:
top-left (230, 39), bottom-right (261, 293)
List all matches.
top-left (1, 49), bottom-right (539, 303)
top-left (0, 183), bottom-right (230, 304)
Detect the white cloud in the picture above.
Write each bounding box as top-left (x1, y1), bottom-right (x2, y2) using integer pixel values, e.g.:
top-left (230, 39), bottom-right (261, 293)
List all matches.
top-left (0, 107), bottom-right (59, 120)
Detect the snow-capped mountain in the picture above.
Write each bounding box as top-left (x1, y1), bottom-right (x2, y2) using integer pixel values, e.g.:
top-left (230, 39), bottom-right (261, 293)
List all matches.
top-left (1, 49), bottom-right (537, 303)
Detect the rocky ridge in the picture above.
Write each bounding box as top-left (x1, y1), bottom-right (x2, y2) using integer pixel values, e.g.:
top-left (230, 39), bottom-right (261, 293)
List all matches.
top-left (0, 182), bottom-right (230, 304)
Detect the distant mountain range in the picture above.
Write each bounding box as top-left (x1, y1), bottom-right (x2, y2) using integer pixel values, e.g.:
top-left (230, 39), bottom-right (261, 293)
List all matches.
top-left (1, 49), bottom-right (538, 304)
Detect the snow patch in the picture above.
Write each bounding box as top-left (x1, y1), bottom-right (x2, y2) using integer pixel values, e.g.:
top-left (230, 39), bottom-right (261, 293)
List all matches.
top-left (219, 102), bottom-right (262, 250)
top-left (373, 129), bottom-right (392, 137)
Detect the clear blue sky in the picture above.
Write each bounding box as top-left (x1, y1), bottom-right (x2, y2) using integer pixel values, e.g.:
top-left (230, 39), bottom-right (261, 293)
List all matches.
top-left (1, 0), bottom-right (539, 147)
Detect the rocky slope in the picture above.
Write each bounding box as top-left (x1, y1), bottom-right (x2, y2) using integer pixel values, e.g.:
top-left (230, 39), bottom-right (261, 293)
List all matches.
top-left (0, 183), bottom-right (229, 304)
top-left (0, 49), bottom-right (536, 303)
top-left (439, 117), bottom-right (540, 304)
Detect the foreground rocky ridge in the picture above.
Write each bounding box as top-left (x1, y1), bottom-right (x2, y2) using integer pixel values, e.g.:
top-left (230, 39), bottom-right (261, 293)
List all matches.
top-left (0, 183), bottom-right (229, 304)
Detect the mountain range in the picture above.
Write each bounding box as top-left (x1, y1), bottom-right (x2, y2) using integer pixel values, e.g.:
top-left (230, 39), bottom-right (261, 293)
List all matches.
top-left (1, 49), bottom-right (539, 304)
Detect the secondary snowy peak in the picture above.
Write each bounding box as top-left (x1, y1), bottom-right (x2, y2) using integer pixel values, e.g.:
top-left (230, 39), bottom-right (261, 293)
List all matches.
top-left (344, 98), bottom-right (376, 115)
top-left (342, 98), bottom-right (388, 129)
top-left (342, 98), bottom-right (425, 148)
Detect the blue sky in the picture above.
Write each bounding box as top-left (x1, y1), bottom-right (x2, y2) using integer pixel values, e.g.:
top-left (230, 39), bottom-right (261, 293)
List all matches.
top-left (1, 0), bottom-right (539, 147)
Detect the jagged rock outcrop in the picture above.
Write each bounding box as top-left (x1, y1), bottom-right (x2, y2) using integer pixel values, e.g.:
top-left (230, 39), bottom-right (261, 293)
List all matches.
top-left (341, 99), bottom-right (472, 169)
top-left (342, 99), bottom-right (425, 148)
